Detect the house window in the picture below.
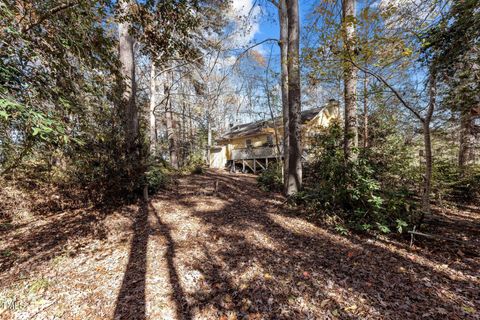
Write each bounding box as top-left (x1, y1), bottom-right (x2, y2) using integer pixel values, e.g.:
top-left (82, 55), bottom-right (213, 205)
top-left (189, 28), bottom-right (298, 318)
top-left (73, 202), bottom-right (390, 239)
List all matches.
top-left (267, 135), bottom-right (274, 147)
top-left (246, 139), bottom-right (252, 148)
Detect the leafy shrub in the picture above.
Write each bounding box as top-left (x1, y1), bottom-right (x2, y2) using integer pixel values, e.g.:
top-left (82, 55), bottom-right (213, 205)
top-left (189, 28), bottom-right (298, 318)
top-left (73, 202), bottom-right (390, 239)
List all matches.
top-left (299, 121), bottom-right (416, 233)
top-left (433, 160), bottom-right (480, 202)
top-left (257, 163), bottom-right (283, 192)
top-left (0, 98), bottom-right (76, 175)
top-left (432, 158), bottom-right (460, 200)
top-left (452, 168), bottom-right (480, 202)
top-left (0, 2), bottom-right (140, 203)
top-left (180, 153), bottom-right (205, 175)
top-left (145, 161), bottom-right (171, 193)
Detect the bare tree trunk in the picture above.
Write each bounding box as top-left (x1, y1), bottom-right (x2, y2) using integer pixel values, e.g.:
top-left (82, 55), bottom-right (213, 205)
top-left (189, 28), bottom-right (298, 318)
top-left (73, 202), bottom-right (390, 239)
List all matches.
top-left (286, 0), bottom-right (302, 195)
top-left (278, 0), bottom-right (289, 191)
top-left (149, 63), bottom-right (157, 156)
top-left (342, 0), bottom-right (358, 161)
top-left (264, 45), bottom-right (282, 162)
top-left (458, 110), bottom-right (474, 168)
top-left (207, 114), bottom-right (212, 167)
top-left (118, 0), bottom-right (137, 148)
top-left (181, 102), bottom-right (187, 166)
top-left (165, 81), bottom-right (178, 169)
top-left (189, 105), bottom-right (194, 155)
top-left (363, 73), bottom-right (368, 149)
top-left (421, 68), bottom-right (436, 222)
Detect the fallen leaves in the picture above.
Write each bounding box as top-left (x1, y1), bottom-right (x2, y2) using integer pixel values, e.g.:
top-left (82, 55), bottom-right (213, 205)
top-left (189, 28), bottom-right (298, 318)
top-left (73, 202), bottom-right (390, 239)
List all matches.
top-left (320, 298), bottom-right (330, 308)
top-left (0, 170), bottom-right (478, 319)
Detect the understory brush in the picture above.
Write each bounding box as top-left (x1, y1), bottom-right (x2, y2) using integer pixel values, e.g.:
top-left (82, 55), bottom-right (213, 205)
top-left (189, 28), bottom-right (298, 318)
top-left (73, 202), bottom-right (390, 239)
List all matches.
top-left (145, 158), bottom-right (173, 193)
top-left (179, 153), bottom-right (205, 175)
top-left (294, 121), bottom-right (418, 234)
top-left (433, 159), bottom-right (480, 203)
top-left (257, 162), bottom-right (283, 192)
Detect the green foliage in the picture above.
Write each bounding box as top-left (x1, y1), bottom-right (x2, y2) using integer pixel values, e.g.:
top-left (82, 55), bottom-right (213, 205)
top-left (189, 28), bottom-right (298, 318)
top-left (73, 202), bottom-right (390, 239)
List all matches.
top-left (452, 168), bottom-right (480, 203)
top-left (130, 0), bottom-right (228, 63)
top-left (433, 159), bottom-right (480, 203)
top-left (1, 249), bottom-right (13, 257)
top-left (145, 161), bottom-right (172, 193)
top-left (0, 99), bottom-right (62, 172)
top-left (299, 121), bottom-right (416, 233)
top-left (303, 0), bottom-right (419, 91)
top-left (0, 1), bottom-right (147, 201)
top-left (376, 223), bottom-right (391, 234)
top-left (424, 0), bottom-right (480, 118)
top-left (1, 1), bottom-right (122, 172)
top-left (334, 224), bottom-right (349, 236)
top-left (396, 219), bottom-right (408, 233)
top-left (179, 153), bottom-right (205, 175)
top-left (0, 0), bottom-right (229, 201)
top-left (257, 163), bottom-right (283, 192)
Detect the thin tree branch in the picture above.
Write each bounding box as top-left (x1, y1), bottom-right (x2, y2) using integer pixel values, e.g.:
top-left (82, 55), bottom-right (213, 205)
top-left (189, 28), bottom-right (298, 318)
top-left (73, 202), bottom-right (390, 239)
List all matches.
top-left (268, 0), bottom-right (280, 9)
top-left (346, 58), bottom-right (425, 122)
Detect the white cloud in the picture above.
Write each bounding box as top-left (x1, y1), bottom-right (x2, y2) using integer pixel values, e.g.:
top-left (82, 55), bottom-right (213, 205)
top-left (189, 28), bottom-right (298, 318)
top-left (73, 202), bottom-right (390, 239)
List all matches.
top-left (211, 0), bottom-right (264, 69)
top-left (226, 0), bottom-right (261, 48)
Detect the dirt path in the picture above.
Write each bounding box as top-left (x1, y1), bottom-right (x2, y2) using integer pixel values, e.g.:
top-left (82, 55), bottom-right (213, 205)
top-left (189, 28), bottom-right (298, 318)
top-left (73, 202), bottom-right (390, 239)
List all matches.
top-left (1, 170), bottom-right (479, 319)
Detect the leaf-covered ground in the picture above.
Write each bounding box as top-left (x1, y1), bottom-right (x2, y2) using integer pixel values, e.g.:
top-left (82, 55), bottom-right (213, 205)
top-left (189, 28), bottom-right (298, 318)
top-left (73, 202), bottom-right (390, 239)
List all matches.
top-left (1, 170), bottom-right (479, 319)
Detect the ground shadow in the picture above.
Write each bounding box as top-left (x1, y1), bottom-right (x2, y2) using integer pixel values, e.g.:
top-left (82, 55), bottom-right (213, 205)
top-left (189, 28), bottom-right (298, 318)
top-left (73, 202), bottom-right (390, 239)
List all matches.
top-left (0, 208), bottom-right (121, 286)
top-left (0, 201), bottom-right (140, 285)
top-left (114, 203), bottom-right (148, 320)
top-left (113, 201), bottom-right (193, 320)
top-left (151, 204), bottom-right (193, 320)
top-left (167, 170), bottom-right (479, 319)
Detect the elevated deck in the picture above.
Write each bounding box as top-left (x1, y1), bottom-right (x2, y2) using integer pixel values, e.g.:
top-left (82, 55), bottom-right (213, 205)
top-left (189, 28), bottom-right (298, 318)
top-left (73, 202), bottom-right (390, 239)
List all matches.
top-left (231, 145), bottom-right (283, 161)
top-left (229, 145), bottom-right (283, 174)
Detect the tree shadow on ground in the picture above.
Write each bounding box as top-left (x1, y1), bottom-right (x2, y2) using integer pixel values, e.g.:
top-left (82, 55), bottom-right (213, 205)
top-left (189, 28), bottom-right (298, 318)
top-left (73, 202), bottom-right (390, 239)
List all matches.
top-left (113, 201), bottom-right (193, 320)
top-left (168, 170), bottom-right (479, 319)
top-left (0, 203), bottom-right (136, 285)
top-left (151, 204), bottom-right (193, 320)
top-left (114, 203), bottom-right (148, 320)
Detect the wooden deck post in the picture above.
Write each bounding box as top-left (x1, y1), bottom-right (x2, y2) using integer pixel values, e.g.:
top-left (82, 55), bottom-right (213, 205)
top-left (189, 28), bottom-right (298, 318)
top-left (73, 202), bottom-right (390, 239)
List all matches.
top-left (266, 158), bottom-right (268, 168)
top-left (255, 160), bottom-right (266, 171)
top-left (242, 159), bottom-right (245, 173)
top-left (253, 158), bottom-right (256, 173)
top-left (232, 160), bottom-right (236, 173)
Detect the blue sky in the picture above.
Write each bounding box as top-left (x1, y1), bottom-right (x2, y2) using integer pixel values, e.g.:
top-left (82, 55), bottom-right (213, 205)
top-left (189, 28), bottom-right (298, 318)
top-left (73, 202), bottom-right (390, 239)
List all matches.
top-left (238, 0), bottom-right (318, 64)
top-left (223, 1), bottom-right (339, 123)
top-left (227, 0), bottom-right (318, 69)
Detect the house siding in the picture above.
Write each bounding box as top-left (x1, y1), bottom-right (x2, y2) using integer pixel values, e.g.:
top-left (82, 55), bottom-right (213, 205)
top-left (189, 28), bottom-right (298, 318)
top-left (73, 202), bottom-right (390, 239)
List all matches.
top-left (209, 103), bottom-right (339, 169)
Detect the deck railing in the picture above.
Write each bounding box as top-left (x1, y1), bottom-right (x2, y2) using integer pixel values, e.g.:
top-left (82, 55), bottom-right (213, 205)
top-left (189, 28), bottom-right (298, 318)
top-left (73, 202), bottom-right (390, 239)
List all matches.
top-left (231, 145), bottom-right (283, 160)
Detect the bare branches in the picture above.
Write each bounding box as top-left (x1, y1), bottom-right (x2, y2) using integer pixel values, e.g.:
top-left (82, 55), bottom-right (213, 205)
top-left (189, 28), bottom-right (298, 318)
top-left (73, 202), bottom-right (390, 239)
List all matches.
top-left (156, 54), bottom-right (207, 78)
top-left (155, 37), bottom-right (278, 78)
top-left (234, 38), bottom-right (279, 62)
top-left (347, 58), bottom-right (425, 122)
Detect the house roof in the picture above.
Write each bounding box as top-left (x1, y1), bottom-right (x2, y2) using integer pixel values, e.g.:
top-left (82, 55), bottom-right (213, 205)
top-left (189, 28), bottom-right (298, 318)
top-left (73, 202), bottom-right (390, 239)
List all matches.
top-left (217, 106), bottom-right (325, 141)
